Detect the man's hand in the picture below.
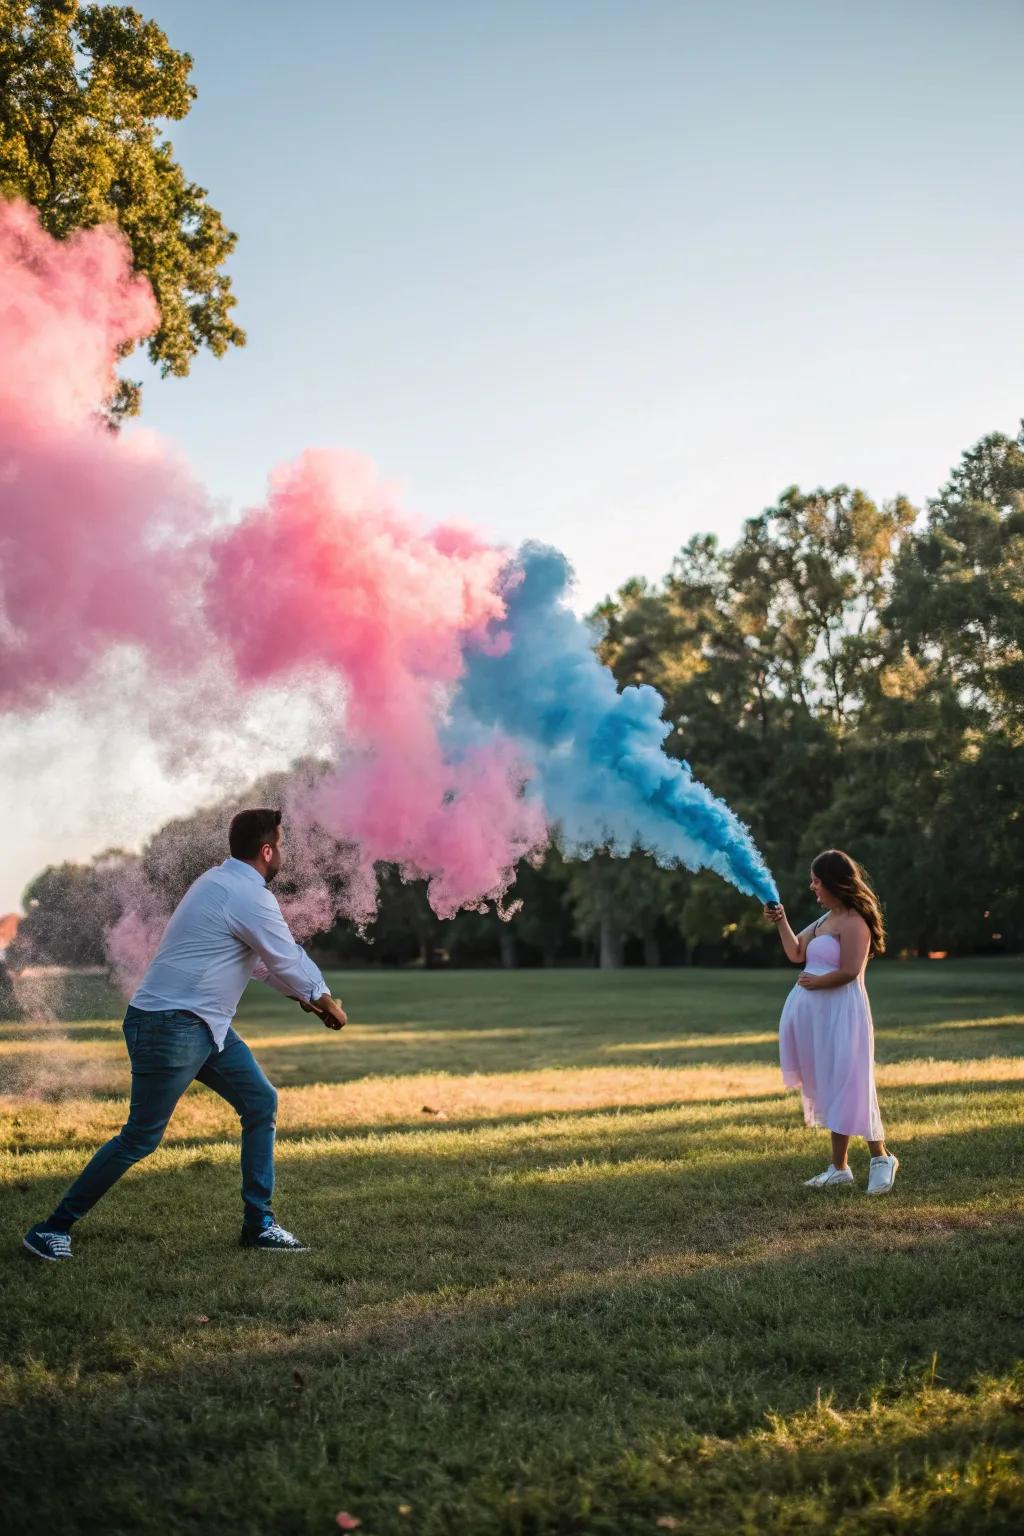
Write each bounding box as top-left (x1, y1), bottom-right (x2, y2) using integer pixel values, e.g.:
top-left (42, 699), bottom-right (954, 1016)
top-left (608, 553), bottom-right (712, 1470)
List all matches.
top-left (317, 994), bottom-right (347, 1030)
top-left (297, 994), bottom-right (348, 1030)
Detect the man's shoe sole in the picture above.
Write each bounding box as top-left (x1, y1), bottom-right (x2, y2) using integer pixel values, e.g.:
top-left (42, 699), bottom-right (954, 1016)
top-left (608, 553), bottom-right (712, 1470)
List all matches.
top-left (239, 1239), bottom-right (309, 1252)
top-left (23, 1236), bottom-right (70, 1262)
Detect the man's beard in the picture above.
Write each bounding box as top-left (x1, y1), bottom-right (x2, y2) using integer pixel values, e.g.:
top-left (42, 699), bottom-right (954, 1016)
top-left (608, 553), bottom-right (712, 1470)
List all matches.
top-left (265, 864), bottom-right (281, 884)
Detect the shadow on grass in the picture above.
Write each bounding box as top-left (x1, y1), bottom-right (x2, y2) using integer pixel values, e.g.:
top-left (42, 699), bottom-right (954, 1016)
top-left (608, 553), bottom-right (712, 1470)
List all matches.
top-left (592, 1022), bottom-right (1024, 1068)
top-left (3, 1072), bottom-right (1021, 1161)
top-left (0, 1091), bottom-right (794, 1157)
top-left (0, 1206), bottom-right (1021, 1534)
top-left (4, 1028), bottom-right (1021, 1101)
top-left (3, 1118), bottom-right (1021, 1295)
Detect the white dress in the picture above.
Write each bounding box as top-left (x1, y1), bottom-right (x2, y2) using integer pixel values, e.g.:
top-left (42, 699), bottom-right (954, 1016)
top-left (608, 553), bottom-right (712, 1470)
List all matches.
top-left (778, 931), bottom-right (884, 1139)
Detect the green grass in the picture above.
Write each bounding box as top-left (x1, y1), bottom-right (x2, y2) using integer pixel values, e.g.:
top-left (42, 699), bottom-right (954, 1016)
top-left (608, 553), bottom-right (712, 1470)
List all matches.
top-left (1, 960), bottom-right (1022, 1535)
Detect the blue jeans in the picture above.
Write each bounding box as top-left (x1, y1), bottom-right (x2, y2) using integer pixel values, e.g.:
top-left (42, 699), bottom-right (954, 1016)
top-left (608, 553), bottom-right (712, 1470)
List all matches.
top-left (48, 1006), bottom-right (278, 1230)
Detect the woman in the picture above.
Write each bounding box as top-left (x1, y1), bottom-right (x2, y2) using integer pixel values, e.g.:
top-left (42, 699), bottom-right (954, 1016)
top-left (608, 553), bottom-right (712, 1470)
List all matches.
top-left (764, 848), bottom-right (898, 1194)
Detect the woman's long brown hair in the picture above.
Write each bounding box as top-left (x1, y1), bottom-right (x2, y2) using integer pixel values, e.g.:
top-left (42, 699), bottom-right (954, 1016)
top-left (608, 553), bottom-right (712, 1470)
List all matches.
top-left (812, 848), bottom-right (886, 955)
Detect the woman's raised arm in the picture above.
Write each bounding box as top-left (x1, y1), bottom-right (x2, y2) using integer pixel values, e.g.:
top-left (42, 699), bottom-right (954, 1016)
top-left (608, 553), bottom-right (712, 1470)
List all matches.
top-left (764, 903), bottom-right (818, 965)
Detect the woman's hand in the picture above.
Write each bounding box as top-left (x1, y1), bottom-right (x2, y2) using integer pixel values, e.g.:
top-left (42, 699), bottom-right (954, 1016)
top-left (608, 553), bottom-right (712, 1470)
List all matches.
top-left (766, 901), bottom-right (803, 964)
top-left (796, 972), bottom-right (822, 989)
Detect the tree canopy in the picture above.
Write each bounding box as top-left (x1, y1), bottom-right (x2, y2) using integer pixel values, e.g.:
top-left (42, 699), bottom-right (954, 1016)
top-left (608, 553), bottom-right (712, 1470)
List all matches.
top-left (0, 0), bottom-right (244, 416)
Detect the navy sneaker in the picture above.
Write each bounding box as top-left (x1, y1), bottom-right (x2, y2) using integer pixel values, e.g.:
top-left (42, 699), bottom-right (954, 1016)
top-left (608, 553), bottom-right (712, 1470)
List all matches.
top-left (23, 1223), bottom-right (73, 1262)
top-left (240, 1219), bottom-right (309, 1252)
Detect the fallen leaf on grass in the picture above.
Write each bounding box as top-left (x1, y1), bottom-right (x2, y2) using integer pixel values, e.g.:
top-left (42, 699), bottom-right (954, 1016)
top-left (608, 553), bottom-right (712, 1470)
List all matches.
top-left (336, 1515), bottom-right (361, 1531)
top-left (193, 1315), bottom-right (210, 1325)
top-left (421, 1104), bottom-right (450, 1120)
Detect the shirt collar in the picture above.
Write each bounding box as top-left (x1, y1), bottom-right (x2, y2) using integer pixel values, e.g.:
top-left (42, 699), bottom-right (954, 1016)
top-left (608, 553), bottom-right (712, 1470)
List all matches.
top-left (223, 857), bottom-right (267, 887)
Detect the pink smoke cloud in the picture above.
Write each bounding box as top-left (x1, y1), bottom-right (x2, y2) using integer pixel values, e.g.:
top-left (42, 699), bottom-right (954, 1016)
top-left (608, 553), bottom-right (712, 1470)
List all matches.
top-left (206, 447), bottom-right (546, 921)
top-left (0, 201), bottom-right (209, 712)
top-left (104, 866), bottom-right (172, 997)
top-left (0, 200), bottom-right (158, 425)
top-left (0, 199), bottom-right (547, 954)
top-left (207, 448), bottom-right (508, 734)
top-left (299, 736), bottom-right (547, 925)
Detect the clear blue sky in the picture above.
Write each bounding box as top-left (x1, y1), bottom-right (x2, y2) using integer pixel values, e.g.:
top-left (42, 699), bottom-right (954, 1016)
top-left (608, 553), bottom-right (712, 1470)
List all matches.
top-left (138, 0), bottom-right (1024, 608)
top-left (6, 0), bottom-right (1024, 911)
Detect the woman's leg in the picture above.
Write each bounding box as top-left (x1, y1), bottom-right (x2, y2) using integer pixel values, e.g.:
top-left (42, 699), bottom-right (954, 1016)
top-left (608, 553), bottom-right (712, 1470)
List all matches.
top-left (867, 1138), bottom-right (887, 1157)
top-left (830, 1131), bottom-right (851, 1170)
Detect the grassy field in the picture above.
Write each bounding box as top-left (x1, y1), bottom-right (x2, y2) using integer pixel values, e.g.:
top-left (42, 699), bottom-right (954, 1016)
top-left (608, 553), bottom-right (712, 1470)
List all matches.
top-left (1, 960), bottom-right (1022, 1535)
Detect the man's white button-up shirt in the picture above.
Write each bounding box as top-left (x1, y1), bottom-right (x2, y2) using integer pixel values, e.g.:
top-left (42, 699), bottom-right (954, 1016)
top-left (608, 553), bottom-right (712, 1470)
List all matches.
top-left (130, 857), bottom-right (329, 1048)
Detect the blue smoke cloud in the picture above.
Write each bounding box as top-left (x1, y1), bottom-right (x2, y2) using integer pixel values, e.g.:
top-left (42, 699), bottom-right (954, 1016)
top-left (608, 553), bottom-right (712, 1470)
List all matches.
top-left (456, 543), bottom-right (779, 904)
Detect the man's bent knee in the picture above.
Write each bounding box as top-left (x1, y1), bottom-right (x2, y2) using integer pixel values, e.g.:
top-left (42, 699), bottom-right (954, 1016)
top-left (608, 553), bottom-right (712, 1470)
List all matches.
top-left (242, 1085), bottom-right (277, 1126)
top-left (115, 1121), bottom-right (167, 1162)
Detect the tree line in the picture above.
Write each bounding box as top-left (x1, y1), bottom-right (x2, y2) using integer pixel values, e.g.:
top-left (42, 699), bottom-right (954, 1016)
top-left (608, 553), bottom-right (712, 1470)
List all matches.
top-left (11, 422), bottom-right (1023, 971)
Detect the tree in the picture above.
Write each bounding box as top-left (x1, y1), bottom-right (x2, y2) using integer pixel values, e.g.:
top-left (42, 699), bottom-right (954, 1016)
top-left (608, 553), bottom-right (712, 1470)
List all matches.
top-left (566, 854), bottom-right (625, 969)
top-left (594, 482), bottom-right (922, 955)
top-left (0, 0), bottom-right (244, 416)
top-left (140, 802), bottom-right (229, 912)
top-left (11, 851), bottom-right (139, 967)
top-left (886, 426), bottom-right (1024, 732)
top-left (0, 960), bottom-right (16, 1016)
top-left (441, 905), bottom-right (504, 967)
top-left (506, 848), bottom-right (575, 967)
top-left (830, 426), bottom-right (1024, 954)
top-left (566, 851), bottom-right (682, 969)
top-left (730, 486), bottom-right (915, 729)
top-left (367, 869), bottom-right (443, 967)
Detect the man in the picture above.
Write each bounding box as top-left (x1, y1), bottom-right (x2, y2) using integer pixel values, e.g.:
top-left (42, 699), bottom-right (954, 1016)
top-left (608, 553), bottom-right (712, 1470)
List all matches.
top-left (23, 808), bottom-right (347, 1261)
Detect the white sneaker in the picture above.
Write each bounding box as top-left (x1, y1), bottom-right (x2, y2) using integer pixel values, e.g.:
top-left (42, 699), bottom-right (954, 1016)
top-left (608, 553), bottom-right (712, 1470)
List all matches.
top-left (803, 1164), bottom-right (854, 1188)
top-left (867, 1154), bottom-right (899, 1195)
top-left (240, 1220), bottom-right (309, 1251)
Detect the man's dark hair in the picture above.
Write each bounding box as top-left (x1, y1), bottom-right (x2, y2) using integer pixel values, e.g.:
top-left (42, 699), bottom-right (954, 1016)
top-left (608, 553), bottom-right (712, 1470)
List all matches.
top-left (229, 808), bottom-right (282, 861)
